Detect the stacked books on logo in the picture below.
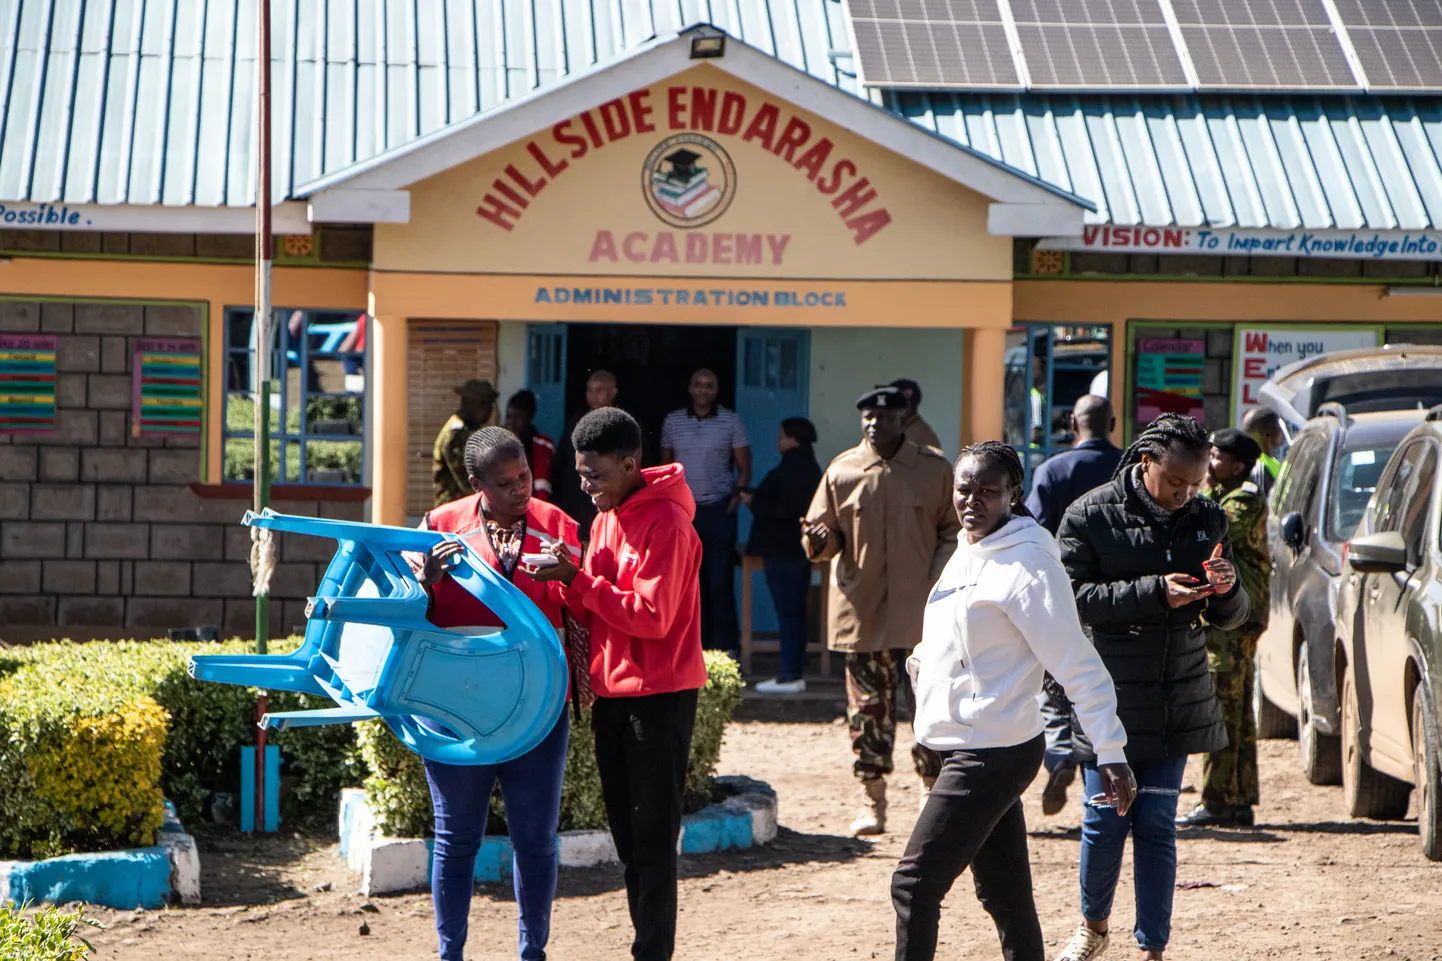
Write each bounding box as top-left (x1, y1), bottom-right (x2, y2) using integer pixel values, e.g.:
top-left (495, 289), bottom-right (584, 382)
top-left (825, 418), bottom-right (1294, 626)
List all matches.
top-left (651, 148), bottom-right (719, 217)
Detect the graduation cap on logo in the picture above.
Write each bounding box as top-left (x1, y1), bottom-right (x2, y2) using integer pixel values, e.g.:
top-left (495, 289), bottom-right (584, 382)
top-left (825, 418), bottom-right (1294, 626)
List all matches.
top-left (664, 148), bottom-right (703, 182)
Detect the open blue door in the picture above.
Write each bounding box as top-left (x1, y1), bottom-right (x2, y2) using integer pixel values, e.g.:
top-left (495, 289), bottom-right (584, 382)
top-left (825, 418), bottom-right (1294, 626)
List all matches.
top-left (527, 324), bottom-right (567, 442)
top-left (735, 328), bottom-right (810, 638)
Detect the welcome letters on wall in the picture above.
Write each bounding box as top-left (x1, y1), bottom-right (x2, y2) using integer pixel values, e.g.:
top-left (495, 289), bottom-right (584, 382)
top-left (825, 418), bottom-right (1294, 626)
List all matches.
top-left (472, 83), bottom-right (895, 257)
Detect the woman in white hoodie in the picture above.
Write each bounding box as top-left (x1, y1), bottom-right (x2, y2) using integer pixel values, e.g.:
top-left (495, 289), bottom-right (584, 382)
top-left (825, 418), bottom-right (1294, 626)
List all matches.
top-left (891, 442), bottom-right (1137, 961)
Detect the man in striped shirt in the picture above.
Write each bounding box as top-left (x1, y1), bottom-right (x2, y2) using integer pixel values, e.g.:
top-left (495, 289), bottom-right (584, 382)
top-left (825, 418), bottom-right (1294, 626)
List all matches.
top-left (660, 368), bottom-right (752, 659)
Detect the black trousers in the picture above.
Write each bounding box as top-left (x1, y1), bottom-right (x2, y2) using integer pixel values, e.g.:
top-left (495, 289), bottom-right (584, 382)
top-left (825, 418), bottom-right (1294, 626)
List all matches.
top-left (892, 735), bottom-right (1047, 961)
top-left (592, 689), bottom-right (700, 961)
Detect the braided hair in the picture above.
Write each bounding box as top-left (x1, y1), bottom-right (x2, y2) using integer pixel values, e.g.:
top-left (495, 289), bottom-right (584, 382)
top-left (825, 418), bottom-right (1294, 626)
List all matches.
top-left (463, 426), bottom-right (528, 482)
top-left (956, 440), bottom-right (1034, 518)
top-left (1114, 413), bottom-right (1210, 479)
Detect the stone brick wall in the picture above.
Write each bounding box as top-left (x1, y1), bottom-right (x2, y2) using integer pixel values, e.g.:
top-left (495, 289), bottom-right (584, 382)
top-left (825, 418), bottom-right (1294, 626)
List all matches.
top-left (0, 299), bottom-right (356, 639)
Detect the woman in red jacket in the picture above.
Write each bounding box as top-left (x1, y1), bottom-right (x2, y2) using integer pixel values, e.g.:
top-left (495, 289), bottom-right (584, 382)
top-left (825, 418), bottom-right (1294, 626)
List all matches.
top-left (414, 426), bottom-right (583, 961)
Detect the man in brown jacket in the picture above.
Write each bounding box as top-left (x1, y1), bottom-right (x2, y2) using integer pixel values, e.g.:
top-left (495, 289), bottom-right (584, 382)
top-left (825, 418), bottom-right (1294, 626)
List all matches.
top-left (803, 387), bottom-right (959, 835)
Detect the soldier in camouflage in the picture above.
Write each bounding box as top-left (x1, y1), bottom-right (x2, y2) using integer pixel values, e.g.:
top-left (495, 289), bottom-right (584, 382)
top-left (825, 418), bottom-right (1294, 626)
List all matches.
top-left (1179, 427), bottom-right (1271, 829)
top-left (432, 379), bottom-right (499, 507)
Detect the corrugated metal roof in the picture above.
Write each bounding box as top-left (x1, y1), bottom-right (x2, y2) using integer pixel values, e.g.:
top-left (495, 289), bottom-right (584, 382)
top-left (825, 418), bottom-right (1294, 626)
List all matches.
top-left (6, 0), bottom-right (1442, 234)
top-left (0, 0), bottom-right (859, 208)
top-left (888, 91), bottom-right (1442, 230)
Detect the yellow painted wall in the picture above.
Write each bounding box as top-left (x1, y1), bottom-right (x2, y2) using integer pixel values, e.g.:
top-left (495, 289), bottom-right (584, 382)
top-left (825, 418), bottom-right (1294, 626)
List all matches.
top-left (0, 258), bottom-right (368, 482)
top-left (374, 65), bottom-right (1010, 284)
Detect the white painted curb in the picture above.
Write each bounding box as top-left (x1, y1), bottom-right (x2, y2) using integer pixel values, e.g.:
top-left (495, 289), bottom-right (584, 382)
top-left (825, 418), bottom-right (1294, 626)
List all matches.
top-left (339, 775), bottom-right (778, 896)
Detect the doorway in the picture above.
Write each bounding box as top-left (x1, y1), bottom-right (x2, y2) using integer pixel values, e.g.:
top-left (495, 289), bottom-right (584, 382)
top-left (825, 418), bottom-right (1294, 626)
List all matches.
top-left (563, 323), bottom-right (738, 465)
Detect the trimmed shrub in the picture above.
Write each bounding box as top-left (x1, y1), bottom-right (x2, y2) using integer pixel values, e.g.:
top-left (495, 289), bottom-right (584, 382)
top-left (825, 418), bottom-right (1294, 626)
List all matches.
top-left (357, 650), bottom-right (744, 837)
top-left (0, 904), bottom-right (102, 961)
top-left (0, 668), bottom-right (168, 860)
top-left (2, 639), bottom-right (362, 854)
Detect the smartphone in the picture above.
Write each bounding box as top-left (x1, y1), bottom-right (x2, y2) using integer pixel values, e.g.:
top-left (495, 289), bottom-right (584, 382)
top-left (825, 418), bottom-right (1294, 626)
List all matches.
top-left (521, 553), bottom-right (560, 569)
top-left (1181, 575), bottom-right (1215, 594)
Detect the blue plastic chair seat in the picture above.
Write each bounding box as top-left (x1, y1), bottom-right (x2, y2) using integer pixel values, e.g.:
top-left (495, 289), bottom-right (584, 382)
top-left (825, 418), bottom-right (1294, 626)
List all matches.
top-left (189, 509), bottom-right (567, 766)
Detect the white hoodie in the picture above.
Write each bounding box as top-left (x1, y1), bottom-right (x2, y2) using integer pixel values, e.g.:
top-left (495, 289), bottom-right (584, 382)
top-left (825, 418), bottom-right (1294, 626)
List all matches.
top-left (909, 516), bottom-right (1128, 766)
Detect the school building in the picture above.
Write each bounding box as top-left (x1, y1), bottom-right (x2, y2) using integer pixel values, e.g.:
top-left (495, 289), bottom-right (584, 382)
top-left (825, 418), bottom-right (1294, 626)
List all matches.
top-left (2, 1), bottom-right (1442, 635)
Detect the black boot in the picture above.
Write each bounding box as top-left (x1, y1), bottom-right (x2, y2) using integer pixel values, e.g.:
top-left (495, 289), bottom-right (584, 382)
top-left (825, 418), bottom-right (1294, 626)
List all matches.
top-left (1176, 803), bottom-right (1236, 827)
top-left (1233, 805), bottom-right (1255, 827)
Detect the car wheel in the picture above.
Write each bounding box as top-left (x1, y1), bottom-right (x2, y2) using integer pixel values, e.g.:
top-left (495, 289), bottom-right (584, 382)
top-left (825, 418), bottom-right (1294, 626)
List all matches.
top-left (1413, 694), bottom-right (1442, 861)
top-left (1342, 665), bottom-right (1411, 820)
top-left (1298, 644), bottom-right (1342, 785)
top-left (1255, 651), bottom-right (1297, 740)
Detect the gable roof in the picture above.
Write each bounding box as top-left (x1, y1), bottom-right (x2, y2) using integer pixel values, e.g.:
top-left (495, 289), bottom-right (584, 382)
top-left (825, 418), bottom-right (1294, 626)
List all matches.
top-left (298, 25), bottom-right (1093, 215)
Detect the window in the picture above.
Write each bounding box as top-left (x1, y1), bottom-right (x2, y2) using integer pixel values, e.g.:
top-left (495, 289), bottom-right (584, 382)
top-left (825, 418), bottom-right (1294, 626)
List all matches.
top-left (1327, 445), bottom-right (1393, 542)
top-left (1401, 446), bottom-right (1436, 569)
top-left (1005, 323), bottom-right (1111, 488)
top-left (223, 308), bottom-right (367, 486)
top-left (1273, 430), bottom-right (1326, 521)
top-left (1374, 442), bottom-right (1425, 535)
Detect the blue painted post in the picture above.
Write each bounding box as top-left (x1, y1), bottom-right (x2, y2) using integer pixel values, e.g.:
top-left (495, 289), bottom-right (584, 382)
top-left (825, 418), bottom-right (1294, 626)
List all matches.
top-left (239, 746), bottom-right (256, 833)
top-left (263, 745), bottom-right (282, 833)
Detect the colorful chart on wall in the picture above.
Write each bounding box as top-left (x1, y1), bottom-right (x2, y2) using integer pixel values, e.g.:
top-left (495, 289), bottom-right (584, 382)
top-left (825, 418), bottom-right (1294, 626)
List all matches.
top-left (0, 333), bottom-right (58, 433)
top-left (1135, 338), bottom-right (1206, 424)
top-left (132, 337), bottom-right (203, 437)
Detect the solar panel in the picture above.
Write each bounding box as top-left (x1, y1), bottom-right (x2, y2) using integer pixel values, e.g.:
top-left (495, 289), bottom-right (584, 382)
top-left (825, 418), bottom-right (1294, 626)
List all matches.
top-left (1333, 0), bottom-right (1442, 91)
top-left (1171, 0), bottom-right (1360, 88)
top-left (847, 0), bottom-right (1023, 88)
top-left (1010, 0), bottom-right (1189, 87)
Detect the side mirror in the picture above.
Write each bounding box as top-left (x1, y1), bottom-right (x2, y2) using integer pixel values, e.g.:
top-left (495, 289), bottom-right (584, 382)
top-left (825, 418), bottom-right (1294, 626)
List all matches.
top-left (1346, 531), bottom-right (1408, 575)
top-left (1280, 512), bottom-right (1305, 551)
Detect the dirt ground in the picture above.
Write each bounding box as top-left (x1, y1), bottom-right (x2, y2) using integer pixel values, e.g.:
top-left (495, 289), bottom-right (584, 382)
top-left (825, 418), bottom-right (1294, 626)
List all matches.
top-left (86, 700), bottom-right (1442, 961)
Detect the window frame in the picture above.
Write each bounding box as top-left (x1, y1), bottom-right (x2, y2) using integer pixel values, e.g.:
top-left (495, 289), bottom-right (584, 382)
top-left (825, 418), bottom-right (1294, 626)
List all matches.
top-left (221, 306), bottom-right (369, 488)
top-left (1007, 322), bottom-right (1113, 491)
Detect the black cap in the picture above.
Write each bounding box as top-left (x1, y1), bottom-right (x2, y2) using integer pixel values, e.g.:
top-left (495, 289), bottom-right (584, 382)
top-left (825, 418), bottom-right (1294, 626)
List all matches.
top-left (856, 386), bottom-right (907, 411)
top-left (1211, 427), bottom-right (1262, 465)
top-left (884, 378), bottom-right (922, 406)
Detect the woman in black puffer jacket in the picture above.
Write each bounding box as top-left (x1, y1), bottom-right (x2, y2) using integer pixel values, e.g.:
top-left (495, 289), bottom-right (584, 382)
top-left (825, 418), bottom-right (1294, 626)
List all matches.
top-left (1053, 414), bottom-right (1248, 961)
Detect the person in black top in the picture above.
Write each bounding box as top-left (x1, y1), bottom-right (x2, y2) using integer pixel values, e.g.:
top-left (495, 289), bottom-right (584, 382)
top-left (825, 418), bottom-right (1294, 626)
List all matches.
top-left (1053, 414), bottom-right (1249, 961)
top-left (740, 417), bottom-right (823, 694)
top-left (1025, 395), bottom-right (1122, 535)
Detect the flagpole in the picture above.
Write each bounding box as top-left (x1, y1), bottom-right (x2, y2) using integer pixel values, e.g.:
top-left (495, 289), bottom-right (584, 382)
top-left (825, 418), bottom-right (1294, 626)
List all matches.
top-left (251, 0), bottom-right (274, 834)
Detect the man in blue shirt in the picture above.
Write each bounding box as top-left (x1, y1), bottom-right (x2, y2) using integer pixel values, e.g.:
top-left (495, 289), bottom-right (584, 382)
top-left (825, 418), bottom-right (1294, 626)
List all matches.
top-left (1023, 394), bottom-right (1121, 816)
top-left (1025, 395), bottom-right (1122, 535)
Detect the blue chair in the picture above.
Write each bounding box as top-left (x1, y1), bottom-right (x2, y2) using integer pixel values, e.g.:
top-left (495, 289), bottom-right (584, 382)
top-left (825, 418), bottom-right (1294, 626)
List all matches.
top-left (189, 509), bottom-right (568, 766)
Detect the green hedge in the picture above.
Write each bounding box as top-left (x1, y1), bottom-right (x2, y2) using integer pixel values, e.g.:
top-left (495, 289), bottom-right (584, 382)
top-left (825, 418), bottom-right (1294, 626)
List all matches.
top-left (2, 642), bottom-right (743, 855)
top-left (356, 650), bottom-right (744, 836)
top-left (1, 639), bottom-right (361, 858)
top-left (0, 665), bottom-right (169, 861)
top-left (0, 904), bottom-right (101, 960)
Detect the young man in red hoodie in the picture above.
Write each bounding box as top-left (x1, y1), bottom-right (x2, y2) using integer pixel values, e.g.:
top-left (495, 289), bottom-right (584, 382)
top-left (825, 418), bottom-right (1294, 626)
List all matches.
top-left (528, 407), bottom-right (705, 961)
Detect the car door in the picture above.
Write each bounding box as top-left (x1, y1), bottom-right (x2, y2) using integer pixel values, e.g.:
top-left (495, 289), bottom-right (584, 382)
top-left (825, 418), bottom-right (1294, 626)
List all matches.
top-left (1358, 442), bottom-right (1428, 777)
top-left (1260, 430), bottom-right (1329, 711)
top-left (1370, 442), bottom-right (1438, 775)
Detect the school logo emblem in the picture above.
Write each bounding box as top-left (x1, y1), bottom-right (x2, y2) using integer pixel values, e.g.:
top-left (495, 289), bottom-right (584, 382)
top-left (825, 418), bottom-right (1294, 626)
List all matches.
top-left (642, 133), bottom-right (737, 229)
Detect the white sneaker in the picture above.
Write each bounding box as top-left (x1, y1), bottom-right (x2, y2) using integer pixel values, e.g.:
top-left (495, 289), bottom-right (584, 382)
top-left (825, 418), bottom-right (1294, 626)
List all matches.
top-left (753, 678), bottom-right (807, 694)
top-left (1055, 925), bottom-right (1109, 961)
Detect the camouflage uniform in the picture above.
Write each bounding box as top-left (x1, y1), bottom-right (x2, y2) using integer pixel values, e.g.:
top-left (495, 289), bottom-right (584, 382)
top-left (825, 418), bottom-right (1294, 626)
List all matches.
top-left (1201, 478), bottom-right (1271, 810)
top-left (846, 650), bottom-right (943, 781)
top-left (432, 412), bottom-right (479, 507)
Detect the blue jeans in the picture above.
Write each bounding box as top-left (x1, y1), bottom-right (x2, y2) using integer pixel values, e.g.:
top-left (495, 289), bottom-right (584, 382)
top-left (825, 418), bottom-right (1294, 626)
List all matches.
top-left (1078, 755), bottom-right (1188, 953)
top-left (423, 711), bottom-right (570, 961)
top-left (763, 557), bottom-right (810, 681)
top-left (693, 500), bottom-right (739, 655)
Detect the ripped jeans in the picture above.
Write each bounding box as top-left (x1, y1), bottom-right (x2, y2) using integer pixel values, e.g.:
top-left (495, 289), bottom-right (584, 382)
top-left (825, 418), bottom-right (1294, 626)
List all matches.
top-left (1078, 755), bottom-right (1189, 953)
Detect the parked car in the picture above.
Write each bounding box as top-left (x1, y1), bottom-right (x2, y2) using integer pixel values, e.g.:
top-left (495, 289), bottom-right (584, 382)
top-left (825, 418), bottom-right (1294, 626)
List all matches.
top-left (1254, 405), bottom-right (1427, 786)
top-left (1260, 344), bottom-right (1442, 431)
top-left (1333, 409), bottom-right (1442, 860)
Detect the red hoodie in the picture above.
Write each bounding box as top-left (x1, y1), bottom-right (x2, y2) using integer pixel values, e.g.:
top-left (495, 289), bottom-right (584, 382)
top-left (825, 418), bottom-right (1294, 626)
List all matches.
top-left (568, 464), bottom-right (706, 698)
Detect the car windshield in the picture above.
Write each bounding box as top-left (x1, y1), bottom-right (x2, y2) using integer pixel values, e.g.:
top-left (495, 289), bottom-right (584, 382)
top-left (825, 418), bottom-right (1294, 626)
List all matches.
top-left (1327, 446), bottom-right (1392, 541)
